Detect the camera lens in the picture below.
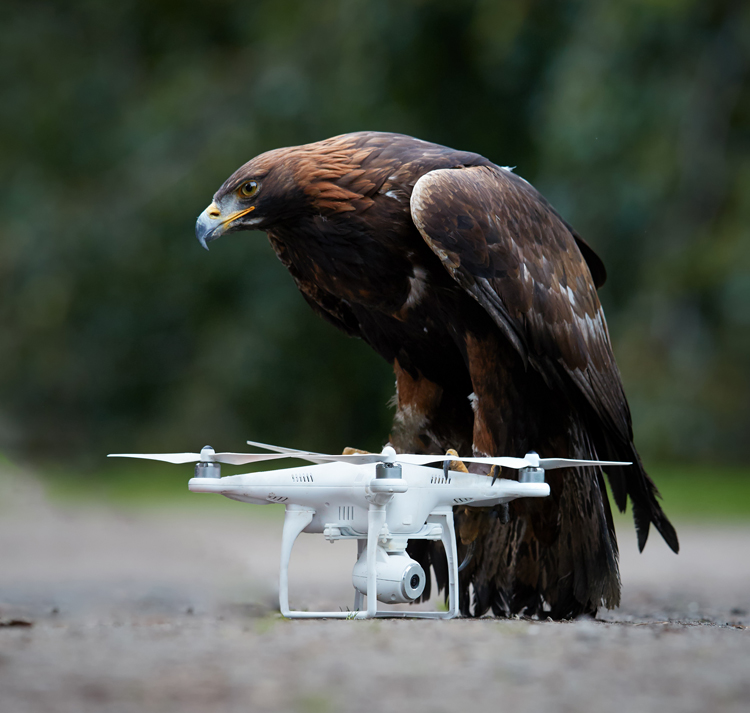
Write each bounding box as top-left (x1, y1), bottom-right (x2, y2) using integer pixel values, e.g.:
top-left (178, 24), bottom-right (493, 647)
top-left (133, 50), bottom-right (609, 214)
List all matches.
top-left (410, 573), bottom-right (420, 589)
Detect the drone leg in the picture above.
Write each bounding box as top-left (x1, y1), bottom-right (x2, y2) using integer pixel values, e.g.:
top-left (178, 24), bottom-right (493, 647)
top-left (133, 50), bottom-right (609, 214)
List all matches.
top-left (439, 508), bottom-right (460, 619)
top-left (366, 504), bottom-right (387, 618)
top-left (278, 505), bottom-right (315, 618)
top-left (353, 540), bottom-right (366, 611)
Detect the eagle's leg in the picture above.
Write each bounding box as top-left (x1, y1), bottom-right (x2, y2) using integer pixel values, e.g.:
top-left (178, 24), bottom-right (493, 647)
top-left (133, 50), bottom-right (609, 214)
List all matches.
top-left (463, 331), bottom-right (524, 458)
top-left (389, 358), bottom-right (442, 453)
top-left (389, 358), bottom-right (473, 456)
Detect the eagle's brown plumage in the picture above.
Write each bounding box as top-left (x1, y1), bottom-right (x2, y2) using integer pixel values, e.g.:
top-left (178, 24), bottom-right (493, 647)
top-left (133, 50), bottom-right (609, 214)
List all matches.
top-left (196, 131), bottom-right (678, 619)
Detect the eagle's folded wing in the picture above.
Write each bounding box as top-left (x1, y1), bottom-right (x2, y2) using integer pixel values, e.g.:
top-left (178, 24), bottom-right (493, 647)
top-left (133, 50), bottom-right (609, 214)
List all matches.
top-left (410, 165), bottom-right (678, 553)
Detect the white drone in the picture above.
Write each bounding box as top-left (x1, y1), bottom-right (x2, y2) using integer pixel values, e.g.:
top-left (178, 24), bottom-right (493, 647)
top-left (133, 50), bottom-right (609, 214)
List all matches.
top-left (109, 442), bottom-right (628, 619)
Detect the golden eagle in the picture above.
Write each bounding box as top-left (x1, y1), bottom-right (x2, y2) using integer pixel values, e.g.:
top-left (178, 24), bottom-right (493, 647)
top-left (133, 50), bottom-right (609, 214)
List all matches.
top-left (196, 131), bottom-right (678, 619)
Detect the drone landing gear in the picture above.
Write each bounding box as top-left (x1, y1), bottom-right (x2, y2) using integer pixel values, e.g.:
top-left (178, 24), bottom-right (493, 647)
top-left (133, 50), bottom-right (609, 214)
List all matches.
top-left (278, 504), bottom-right (460, 619)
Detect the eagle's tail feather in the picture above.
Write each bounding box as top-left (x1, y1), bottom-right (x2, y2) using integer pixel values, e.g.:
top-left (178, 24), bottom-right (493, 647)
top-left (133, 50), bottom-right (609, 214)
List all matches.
top-left (603, 443), bottom-right (679, 554)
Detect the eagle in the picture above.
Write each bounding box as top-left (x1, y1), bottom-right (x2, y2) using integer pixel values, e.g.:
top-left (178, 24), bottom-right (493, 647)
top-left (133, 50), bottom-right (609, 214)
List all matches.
top-left (195, 131), bottom-right (678, 619)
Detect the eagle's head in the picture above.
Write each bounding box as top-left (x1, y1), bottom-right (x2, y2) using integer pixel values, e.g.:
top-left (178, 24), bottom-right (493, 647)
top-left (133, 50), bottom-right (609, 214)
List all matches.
top-left (194, 146), bottom-right (311, 250)
top-left (195, 133), bottom-right (394, 250)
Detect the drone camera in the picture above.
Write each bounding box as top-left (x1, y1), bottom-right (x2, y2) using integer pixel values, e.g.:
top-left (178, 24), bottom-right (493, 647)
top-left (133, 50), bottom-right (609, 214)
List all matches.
top-left (352, 549), bottom-right (426, 604)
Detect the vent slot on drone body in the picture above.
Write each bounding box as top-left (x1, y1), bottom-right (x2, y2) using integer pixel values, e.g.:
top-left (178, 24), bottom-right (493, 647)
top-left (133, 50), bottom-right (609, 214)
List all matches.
top-left (292, 474), bottom-right (314, 483)
top-left (453, 497), bottom-right (473, 504)
top-left (338, 506), bottom-right (354, 521)
top-left (430, 475), bottom-right (451, 485)
top-left (267, 493), bottom-right (288, 503)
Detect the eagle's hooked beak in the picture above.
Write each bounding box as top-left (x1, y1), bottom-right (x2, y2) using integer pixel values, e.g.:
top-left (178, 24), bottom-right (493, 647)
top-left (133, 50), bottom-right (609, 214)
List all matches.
top-left (195, 202), bottom-right (256, 250)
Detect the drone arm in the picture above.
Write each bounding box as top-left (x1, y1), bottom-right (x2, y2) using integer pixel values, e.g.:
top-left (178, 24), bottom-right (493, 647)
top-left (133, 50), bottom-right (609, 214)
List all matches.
top-left (278, 505), bottom-right (315, 618)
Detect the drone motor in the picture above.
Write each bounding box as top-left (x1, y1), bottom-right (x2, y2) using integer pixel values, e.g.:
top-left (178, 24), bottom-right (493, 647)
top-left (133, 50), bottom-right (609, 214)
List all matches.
top-left (194, 446), bottom-right (222, 478)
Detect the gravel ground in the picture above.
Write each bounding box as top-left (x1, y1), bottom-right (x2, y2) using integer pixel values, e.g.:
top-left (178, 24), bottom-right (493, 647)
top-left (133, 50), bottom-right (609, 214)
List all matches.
top-left (1, 469), bottom-right (749, 713)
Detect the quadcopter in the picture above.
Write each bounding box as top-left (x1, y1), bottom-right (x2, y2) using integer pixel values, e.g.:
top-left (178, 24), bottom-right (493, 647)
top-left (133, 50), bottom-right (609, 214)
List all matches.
top-left (109, 441), bottom-right (628, 619)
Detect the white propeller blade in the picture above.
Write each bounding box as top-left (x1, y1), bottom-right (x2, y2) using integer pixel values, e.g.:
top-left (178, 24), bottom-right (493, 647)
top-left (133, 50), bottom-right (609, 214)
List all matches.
top-left (297, 453), bottom-right (533, 469)
top-left (245, 439), bottom-right (324, 455)
top-left (450, 455), bottom-right (631, 470)
top-left (212, 452), bottom-right (295, 465)
top-left (107, 452), bottom-right (292, 465)
top-left (245, 440), bottom-right (333, 464)
top-left (108, 453), bottom-right (207, 464)
top-left (297, 453), bottom-right (391, 465)
top-left (437, 455), bottom-right (534, 469)
top-left (391, 454), bottom-right (632, 470)
top-left (537, 458), bottom-right (631, 470)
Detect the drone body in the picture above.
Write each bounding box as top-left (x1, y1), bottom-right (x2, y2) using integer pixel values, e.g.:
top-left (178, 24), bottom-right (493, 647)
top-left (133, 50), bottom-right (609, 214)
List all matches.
top-left (191, 456), bottom-right (549, 618)
top-left (110, 444), bottom-right (628, 618)
top-left (189, 458), bottom-right (549, 534)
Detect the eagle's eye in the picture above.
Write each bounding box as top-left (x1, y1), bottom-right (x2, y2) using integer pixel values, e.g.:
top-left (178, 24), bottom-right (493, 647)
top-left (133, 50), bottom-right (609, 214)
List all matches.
top-left (239, 180), bottom-right (259, 199)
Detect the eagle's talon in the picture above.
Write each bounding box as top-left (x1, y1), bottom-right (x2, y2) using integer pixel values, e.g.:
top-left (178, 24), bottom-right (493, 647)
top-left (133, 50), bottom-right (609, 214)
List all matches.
top-left (457, 540), bottom-right (476, 572)
top-left (444, 448), bottom-right (468, 476)
top-left (490, 464), bottom-right (501, 485)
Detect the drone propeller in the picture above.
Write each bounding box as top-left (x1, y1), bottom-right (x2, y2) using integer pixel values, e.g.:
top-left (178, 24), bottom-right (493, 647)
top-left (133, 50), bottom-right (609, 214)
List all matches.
top-left (264, 446), bottom-right (631, 471)
top-left (246, 439), bottom-right (324, 455)
top-left (534, 457), bottom-right (631, 470)
top-left (107, 445), bottom-right (292, 466)
top-left (245, 439), bottom-right (332, 464)
top-left (109, 443), bottom-right (631, 471)
top-left (397, 453), bottom-right (630, 470)
top-left (302, 451), bottom-right (534, 469)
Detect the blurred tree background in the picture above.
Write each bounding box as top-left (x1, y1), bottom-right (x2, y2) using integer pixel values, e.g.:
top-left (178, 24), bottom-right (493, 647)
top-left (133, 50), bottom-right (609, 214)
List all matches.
top-left (1, 0), bottom-right (748, 470)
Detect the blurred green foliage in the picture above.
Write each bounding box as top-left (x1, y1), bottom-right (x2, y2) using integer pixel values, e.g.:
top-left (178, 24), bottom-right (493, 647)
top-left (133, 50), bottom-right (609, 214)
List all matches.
top-left (1, 0), bottom-right (748, 468)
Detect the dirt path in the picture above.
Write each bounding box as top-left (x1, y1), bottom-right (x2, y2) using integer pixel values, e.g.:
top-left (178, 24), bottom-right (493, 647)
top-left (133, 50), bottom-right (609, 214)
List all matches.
top-left (1, 470), bottom-right (748, 712)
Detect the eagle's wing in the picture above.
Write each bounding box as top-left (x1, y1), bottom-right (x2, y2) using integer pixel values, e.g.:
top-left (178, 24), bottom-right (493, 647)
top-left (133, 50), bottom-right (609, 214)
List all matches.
top-left (411, 165), bottom-right (628, 432)
top-left (410, 165), bottom-right (678, 553)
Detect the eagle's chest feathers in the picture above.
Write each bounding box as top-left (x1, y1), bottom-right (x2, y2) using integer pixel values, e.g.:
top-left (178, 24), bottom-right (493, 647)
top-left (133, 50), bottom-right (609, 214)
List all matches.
top-left (270, 218), bottom-right (425, 315)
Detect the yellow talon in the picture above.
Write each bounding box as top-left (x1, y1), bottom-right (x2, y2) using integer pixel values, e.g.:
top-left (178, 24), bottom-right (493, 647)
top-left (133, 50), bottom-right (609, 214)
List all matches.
top-left (446, 448), bottom-right (469, 473)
